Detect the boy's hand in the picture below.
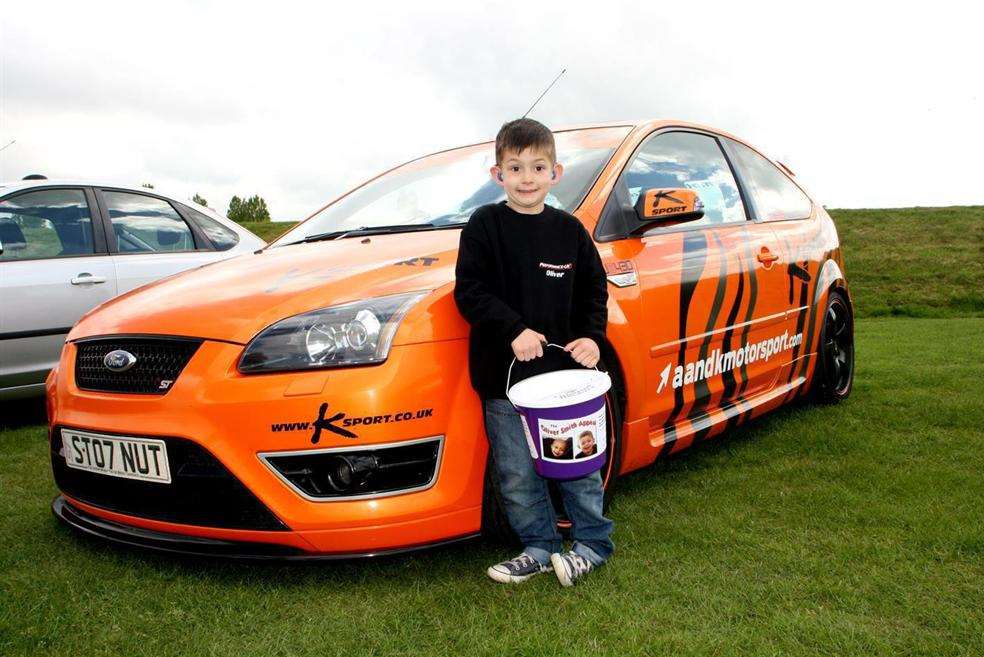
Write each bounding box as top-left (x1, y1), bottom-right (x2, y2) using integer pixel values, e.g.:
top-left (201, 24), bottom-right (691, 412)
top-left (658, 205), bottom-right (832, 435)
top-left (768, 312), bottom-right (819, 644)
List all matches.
top-left (511, 329), bottom-right (547, 361)
top-left (564, 337), bottom-right (600, 368)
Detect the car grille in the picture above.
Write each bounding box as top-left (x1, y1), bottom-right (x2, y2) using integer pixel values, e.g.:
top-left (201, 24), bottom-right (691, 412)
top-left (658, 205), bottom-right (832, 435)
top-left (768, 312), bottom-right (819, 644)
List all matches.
top-left (74, 337), bottom-right (201, 394)
top-left (51, 428), bottom-right (287, 531)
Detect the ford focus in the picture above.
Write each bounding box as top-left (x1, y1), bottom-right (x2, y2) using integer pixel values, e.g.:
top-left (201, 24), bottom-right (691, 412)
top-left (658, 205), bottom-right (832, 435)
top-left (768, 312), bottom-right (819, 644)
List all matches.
top-left (46, 120), bottom-right (854, 558)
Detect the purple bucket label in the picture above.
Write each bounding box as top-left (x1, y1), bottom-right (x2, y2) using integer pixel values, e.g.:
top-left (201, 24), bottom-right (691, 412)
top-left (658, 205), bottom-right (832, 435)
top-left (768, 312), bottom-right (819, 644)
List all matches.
top-left (538, 406), bottom-right (606, 463)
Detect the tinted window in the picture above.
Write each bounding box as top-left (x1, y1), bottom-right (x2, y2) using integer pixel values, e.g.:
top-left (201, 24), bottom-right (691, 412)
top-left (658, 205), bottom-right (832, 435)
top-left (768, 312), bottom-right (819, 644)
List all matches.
top-left (183, 206), bottom-right (240, 250)
top-left (0, 189), bottom-right (95, 261)
top-left (103, 192), bottom-right (196, 253)
top-left (624, 132), bottom-right (746, 228)
top-left (726, 139), bottom-right (812, 221)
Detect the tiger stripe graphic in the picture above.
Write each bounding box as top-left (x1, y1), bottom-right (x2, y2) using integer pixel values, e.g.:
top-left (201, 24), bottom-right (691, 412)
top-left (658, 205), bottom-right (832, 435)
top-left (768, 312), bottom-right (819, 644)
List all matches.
top-left (690, 231), bottom-right (730, 447)
top-left (657, 231), bottom-right (708, 457)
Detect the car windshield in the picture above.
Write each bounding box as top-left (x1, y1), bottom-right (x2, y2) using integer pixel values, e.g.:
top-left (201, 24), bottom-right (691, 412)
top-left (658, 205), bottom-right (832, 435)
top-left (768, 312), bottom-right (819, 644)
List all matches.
top-left (270, 126), bottom-right (631, 247)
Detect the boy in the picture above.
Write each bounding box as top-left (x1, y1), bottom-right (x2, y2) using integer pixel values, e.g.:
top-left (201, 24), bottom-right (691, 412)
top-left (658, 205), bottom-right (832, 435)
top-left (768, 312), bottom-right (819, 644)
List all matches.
top-left (547, 436), bottom-right (572, 460)
top-left (576, 431), bottom-right (597, 458)
top-left (453, 117), bottom-right (613, 587)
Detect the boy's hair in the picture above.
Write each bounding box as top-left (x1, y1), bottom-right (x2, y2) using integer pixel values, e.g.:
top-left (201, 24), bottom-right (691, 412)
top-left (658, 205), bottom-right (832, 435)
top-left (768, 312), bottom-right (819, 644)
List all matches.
top-left (495, 118), bottom-right (556, 165)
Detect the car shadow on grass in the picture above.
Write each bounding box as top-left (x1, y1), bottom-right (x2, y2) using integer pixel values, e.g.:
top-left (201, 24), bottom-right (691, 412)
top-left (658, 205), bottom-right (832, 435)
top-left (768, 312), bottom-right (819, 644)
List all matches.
top-left (50, 515), bottom-right (503, 588)
top-left (0, 396), bottom-right (48, 430)
top-left (609, 396), bottom-right (824, 504)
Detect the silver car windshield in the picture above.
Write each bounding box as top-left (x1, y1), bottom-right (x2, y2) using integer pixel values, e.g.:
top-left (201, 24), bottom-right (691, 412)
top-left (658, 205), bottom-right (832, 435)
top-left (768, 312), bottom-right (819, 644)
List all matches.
top-left (270, 126), bottom-right (631, 247)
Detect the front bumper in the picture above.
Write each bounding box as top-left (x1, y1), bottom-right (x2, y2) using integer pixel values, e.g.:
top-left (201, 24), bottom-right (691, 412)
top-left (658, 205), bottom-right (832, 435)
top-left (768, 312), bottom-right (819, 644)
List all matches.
top-left (47, 337), bottom-right (488, 557)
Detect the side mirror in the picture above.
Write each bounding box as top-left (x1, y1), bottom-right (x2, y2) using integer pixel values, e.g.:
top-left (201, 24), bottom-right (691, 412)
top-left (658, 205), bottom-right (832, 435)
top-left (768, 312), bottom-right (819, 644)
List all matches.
top-left (631, 187), bottom-right (704, 233)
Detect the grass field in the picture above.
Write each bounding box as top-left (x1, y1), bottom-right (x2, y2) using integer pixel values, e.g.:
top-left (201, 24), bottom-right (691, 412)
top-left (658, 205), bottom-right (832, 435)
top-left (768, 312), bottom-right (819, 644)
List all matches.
top-left (240, 220), bottom-right (297, 243)
top-left (830, 206), bottom-right (984, 319)
top-left (1, 318), bottom-right (980, 656)
top-left (242, 205), bottom-right (984, 319)
top-left (1, 207), bottom-right (981, 656)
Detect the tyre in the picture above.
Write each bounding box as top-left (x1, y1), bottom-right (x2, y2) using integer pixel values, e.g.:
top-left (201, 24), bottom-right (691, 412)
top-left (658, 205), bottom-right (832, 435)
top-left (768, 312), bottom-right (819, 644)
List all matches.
top-left (480, 359), bottom-right (625, 544)
top-left (809, 289), bottom-right (855, 403)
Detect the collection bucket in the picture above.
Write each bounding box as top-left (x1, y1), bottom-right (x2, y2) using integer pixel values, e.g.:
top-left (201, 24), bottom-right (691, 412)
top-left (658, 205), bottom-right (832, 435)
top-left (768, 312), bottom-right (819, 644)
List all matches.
top-left (506, 343), bottom-right (612, 480)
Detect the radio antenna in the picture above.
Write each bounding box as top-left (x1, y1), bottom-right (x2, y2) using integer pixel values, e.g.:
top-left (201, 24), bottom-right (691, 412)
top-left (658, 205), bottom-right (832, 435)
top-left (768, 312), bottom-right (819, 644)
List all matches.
top-left (522, 69), bottom-right (566, 118)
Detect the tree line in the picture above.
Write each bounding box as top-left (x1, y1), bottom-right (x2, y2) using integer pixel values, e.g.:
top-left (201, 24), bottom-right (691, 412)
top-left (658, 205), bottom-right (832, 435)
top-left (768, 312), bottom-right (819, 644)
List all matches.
top-left (141, 184), bottom-right (273, 224)
top-left (190, 193), bottom-right (271, 223)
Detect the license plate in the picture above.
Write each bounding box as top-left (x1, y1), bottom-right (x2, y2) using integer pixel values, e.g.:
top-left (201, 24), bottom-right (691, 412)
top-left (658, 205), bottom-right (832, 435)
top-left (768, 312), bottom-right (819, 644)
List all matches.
top-left (61, 429), bottom-right (171, 484)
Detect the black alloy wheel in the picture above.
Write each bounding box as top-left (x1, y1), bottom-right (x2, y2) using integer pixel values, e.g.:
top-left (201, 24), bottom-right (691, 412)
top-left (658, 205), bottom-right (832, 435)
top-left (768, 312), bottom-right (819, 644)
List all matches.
top-left (812, 291), bottom-right (854, 402)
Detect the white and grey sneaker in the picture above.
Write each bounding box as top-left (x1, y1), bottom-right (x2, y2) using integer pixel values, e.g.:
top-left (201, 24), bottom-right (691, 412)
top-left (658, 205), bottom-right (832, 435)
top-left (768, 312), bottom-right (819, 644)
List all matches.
top-left (551, 551), bottom-right (594, 587)
top-left (486, 552), bottom-right (552, 584)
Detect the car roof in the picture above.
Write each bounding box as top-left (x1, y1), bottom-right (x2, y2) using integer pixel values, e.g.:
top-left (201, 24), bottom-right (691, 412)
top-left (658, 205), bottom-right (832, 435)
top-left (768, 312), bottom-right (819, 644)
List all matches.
top-left (0, 179), bottom-right (226, 220)
top-left (562, 118), bottom-right (755, 146)
top-left (396, 119), bottom-right (755, 166)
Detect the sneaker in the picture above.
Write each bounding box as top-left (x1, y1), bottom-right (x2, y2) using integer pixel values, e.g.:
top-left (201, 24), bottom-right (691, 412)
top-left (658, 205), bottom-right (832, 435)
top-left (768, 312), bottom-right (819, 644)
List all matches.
top-left (486, 552), bottom-right (552, 584)
top-left (551, 550), bottom-right (594, 587)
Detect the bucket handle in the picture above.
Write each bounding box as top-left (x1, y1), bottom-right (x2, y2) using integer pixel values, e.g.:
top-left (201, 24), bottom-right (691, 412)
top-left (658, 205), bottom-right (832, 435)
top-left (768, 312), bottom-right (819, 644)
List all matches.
top-left (506, 342), bottom-right (600, 411)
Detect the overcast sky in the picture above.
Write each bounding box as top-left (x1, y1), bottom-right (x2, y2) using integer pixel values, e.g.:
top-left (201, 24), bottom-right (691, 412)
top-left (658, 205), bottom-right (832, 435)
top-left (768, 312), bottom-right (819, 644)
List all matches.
top-left (1, 0), bottom-right (981, 220)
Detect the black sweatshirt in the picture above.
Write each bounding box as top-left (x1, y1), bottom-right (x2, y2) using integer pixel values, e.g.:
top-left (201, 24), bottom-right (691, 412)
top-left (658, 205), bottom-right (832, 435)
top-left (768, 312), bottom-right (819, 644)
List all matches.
top-left (453, 201), bottom-right (609, 401)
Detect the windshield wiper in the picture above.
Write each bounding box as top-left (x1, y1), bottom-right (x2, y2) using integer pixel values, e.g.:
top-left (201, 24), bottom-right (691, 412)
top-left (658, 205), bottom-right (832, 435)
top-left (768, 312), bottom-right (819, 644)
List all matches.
top-left (282, 223), bottom-right (459, 247)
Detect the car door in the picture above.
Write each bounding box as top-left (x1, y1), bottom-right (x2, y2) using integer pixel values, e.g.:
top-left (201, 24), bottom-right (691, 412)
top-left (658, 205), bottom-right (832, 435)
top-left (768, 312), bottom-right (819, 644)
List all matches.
top-left (0, 187), bottom-right (117, 397)
top-left (721, 138), bottom-right (819, 389)
top-left (95, 189), bottom-right (219, 294)
top-left (597, 130), bottom-right (789, 453)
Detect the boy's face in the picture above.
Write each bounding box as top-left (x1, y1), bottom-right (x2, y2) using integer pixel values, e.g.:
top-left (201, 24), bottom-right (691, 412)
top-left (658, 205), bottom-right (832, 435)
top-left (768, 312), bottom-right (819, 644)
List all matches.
top-left (550, 438), bottom-right (568, 457)
top-left (491, 146), bottom-right (564, 214)
top-left (579, 433), bottom-right (595, 452)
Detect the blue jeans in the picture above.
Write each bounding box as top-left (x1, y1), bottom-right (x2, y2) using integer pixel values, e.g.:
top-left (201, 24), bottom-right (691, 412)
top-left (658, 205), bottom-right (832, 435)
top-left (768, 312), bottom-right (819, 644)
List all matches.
top-left (483, 398), bottom-right (614, 568)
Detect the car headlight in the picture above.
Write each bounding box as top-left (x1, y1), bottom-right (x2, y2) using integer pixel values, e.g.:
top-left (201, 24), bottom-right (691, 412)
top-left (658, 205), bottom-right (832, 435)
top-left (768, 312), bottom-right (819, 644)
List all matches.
top-left (238, 291), bottom-right (429, 374)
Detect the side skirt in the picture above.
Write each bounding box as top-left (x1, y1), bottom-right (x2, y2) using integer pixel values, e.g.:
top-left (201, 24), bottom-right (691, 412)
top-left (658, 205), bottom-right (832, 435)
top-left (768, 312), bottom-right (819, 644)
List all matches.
top-left (649, 374), bottom-right (809, 454)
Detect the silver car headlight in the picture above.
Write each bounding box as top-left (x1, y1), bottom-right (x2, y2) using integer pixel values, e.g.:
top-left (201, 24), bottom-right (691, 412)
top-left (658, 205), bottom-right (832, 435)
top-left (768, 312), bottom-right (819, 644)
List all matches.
top-left (238, 291), bottom-right (429, 374)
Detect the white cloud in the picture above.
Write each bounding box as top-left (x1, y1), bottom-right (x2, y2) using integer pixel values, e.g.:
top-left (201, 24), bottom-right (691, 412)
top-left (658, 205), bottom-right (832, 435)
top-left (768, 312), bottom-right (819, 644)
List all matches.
top-left (1, 0), bottom-right (981, 219)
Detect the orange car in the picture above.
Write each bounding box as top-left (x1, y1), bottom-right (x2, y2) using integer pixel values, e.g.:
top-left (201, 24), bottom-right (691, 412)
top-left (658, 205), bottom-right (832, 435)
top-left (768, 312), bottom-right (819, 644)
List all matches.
top-left (46, 120), bottom-right (854, 558)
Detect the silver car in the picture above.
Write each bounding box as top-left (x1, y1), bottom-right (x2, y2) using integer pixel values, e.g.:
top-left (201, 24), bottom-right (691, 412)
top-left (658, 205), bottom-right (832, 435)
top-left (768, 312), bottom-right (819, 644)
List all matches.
top-left (0, 180), bottom-right (267, 399)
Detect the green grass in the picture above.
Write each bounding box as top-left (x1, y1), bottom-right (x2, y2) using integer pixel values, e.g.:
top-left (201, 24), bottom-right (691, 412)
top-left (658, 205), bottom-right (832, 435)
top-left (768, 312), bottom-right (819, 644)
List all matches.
top-left (1, 317), bottom-right (981, 656)
top-left (241, 206), bottom-right (984, 319)
top-left (830, 206), bottom-right (983, 318)
top-left (239, 220), bottom-right (298, 243)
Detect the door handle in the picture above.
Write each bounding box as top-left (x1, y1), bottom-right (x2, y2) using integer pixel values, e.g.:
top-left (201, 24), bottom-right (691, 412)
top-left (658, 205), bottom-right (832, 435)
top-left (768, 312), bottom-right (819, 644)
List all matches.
top-left (756, 247), bottom-right (780, 267)
top-left (71, 273), bottom-right (108, 285)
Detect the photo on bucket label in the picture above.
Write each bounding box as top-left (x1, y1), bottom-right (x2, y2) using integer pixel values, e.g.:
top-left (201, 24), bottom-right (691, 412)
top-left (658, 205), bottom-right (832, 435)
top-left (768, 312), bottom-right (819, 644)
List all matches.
top-left (542, 436), bottom-right (574, 460)
top-left (575, 430), bottom-right (598, 459)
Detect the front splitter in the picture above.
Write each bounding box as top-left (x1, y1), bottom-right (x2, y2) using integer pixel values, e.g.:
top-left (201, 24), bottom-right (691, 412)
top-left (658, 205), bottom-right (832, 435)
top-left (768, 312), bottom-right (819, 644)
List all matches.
top-left (51, 496), bottom-right (480, 561)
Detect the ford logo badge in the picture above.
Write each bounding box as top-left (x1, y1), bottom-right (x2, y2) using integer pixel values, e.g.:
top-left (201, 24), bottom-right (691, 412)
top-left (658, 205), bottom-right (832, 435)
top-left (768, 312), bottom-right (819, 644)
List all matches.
top-left (104, 350), bottom-right (137, 372)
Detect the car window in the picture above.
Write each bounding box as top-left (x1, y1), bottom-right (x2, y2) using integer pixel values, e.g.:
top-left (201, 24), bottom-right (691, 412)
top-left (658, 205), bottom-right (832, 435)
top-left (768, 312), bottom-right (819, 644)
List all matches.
top-left (0, 189), bottom-right (95, 261)
top-left (182, 205), bottom-right (240, 250)
top-left (624, 131), bottom-right (746, 229)
top-left (725, 139), bottom-right (812, 221)
top-left (103, 191), bottom-right (196, 253)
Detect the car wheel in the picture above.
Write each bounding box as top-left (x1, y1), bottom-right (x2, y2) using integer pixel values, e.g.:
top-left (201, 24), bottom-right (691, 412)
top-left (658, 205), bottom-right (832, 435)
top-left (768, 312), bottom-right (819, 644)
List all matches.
top-left (480, 361), bottom-right (625, 544)
top-left (810, 290), bottom-right (855, 403)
